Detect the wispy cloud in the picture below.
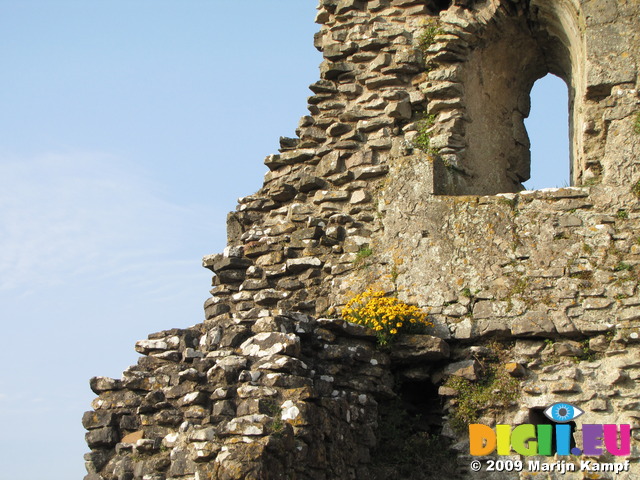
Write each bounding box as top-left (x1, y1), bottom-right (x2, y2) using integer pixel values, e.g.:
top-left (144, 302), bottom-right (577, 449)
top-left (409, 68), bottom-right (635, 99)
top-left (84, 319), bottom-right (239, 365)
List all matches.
top-left (0, 152), bottom-right (221, 297)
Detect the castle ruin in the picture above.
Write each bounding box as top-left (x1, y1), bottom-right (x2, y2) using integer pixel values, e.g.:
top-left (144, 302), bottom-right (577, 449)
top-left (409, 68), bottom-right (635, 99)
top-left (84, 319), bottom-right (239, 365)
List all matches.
top-left (83, 1), bottom-right (640, 478)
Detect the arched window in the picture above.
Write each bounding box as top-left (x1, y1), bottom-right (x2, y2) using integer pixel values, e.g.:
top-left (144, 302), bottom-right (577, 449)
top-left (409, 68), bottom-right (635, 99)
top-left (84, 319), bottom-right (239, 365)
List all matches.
top-left (425, 0), bottom-right (586, 196)
top-left (523, 74), bottom-right (570, 190)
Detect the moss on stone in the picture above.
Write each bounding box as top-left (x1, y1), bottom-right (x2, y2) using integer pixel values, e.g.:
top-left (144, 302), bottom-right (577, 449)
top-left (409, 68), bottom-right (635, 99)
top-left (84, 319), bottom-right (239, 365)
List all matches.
top-left (444, 343), bottom-right (520, 435)
top-left (414, 111), bottom-right (437, 155)
top-left (416, 19), bottom-right (445, 56)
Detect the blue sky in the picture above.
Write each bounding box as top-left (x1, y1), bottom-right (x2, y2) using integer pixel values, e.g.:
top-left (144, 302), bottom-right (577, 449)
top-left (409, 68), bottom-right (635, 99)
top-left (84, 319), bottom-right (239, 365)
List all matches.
top-left (0, 2), bottom-right (567, 478)
top-left (525, 74), bottom-right (570, 190)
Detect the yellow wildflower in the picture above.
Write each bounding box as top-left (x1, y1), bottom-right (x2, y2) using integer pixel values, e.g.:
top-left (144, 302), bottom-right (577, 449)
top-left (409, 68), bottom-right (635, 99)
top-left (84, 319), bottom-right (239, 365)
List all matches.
top-left (341, 288), bottom-right (432, 346)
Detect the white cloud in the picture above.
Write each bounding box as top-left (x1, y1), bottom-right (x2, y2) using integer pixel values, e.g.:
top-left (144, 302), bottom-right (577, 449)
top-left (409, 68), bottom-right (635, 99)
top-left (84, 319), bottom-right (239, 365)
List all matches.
top-left (0, 152), bottom-right (220, 297)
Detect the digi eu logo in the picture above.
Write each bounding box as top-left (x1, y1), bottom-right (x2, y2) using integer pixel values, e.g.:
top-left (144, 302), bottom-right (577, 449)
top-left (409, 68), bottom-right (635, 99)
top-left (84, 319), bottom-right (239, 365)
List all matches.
top-left (544, 402), bottom-right (584, 423)
top-left (469, 403), bottom-right (631, 457)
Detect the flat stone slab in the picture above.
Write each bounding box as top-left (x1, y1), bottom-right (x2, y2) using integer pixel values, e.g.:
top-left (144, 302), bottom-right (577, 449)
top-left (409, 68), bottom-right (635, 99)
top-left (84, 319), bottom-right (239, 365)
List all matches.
top-left (317, 318), bottom-right (377, 339)
top-left (389, 335), bottom-right (450, 363)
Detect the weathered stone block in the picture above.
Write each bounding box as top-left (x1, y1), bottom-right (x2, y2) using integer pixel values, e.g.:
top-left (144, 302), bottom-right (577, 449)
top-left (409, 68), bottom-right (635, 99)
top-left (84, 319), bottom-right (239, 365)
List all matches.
top-left (134, 339), bottom-right (169, 355)
top-left (320, 61), bottom-right (353, 80)
top-left (443, 359), bottom-right (480, 381)
top-left (82, 411), bottom-right (116, 430)
top-left (505, 362), bottom-right (526, 378)
top-left (353, 164), bottom-right (389, 180)
top-left (511, 312), bottom-right (556, 337)
top-left (286, 256), bottom-right (323, 273)
top-left (549, 380), bottom-right (580, 393)
top-left (269, 183), bottom-right (297, 202)
top-left (203, 254), bottom-right (252, 273)
top-left (216, 269), bottom-right (246, 284)
top-left (239, 332), bottom-right (301, 358)
top-left (89, 376), bottom-right (123, 394)
top-left (298, 175), bottom-right (328, 192)
top-left (255, 288), bottom-right (287, 306)
top-left (389, 335), bottom-right (450, 363)
top-left (204, 301), bottom-right (230, 319)
top-left (85, 427), bottom-right (119, 448)
top-left (553, 340), bottom-right (583, 357)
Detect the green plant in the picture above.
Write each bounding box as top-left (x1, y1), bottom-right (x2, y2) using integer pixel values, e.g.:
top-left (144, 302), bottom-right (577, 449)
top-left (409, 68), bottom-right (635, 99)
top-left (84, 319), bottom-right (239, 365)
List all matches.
top-left (342, 289), bottom-right (432, 346)
top-left (541, 339), bottom-right (559, 365)
top-left (582, 243), bottom-right (594, 255)
top-left (445, 366), bottom-right (520, 435)
top-left (461, 287), bottom-right (472, 298)
top-left (497, 197), bottom-right (517, 209)
top-left (354, 244), bottom-right (373, 266)
top-left (612, 274), bottom-right (636, 286)
top-left (443, 342), bottom-right (520, 435)
top-left (570, 270), bottom-right (594, 281)
top-left (416, 19), bottom-right (445, 55)
top-left (632, 180), bottom-right (640, 198)
top-left (634, 111), bottom-right (640, 135)
top-left (414, 111), bottom-right (437, 155)
top-left (511, 277), bottom-right (529, 296)
top-left (500, 276), bottom-right (531, 312)
top-left (541, 293), bottom-right (555, 306)
top-left (577, 339), bottom-right (598, 362)
top-left (390, 264), bottom-right (399, 284)
top-left (617, 209), bottom-right (629, 219)
top-left (582, 176), bottom-right (601, 187)
top-left (264, 401), bottom-right (285, 436)
top-left (614, 262), bottom-right (633, 272)
top-left (270, 418), bottom-right (285, 436)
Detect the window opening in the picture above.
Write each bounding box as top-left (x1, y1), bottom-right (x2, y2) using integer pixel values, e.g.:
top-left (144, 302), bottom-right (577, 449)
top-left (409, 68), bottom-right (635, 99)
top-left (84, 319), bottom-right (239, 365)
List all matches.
top-left (430, 0), bottom-right (453, 14)
top-left (523, 74), bottom-right (570, 190)
top-left (426, 0), bottom-right (584, 196)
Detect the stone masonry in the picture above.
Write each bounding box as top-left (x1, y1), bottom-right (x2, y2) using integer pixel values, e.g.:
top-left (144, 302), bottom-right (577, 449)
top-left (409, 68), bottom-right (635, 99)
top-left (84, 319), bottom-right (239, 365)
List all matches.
top-left (84, 1), bottom-right (640, 479)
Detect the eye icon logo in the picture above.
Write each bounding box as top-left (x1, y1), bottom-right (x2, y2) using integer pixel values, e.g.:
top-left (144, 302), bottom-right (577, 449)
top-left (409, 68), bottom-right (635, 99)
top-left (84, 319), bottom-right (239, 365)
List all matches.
top-left (543, 402), bottom-right (584, 423)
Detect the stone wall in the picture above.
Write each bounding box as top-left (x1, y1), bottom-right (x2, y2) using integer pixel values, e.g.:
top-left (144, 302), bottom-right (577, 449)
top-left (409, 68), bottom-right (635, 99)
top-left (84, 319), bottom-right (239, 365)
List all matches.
top-left (84, 0), bottom-right (640, 478)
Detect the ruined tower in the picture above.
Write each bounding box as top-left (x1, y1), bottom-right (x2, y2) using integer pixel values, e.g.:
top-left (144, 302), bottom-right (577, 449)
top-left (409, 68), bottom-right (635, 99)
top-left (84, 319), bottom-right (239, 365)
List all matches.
top-left (83, 1), bottom-right (640, 478)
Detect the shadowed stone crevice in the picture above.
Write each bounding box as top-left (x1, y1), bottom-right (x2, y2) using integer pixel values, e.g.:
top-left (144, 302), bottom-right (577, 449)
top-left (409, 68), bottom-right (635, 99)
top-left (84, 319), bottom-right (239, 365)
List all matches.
top-left (431, 0), bottom-right (453, 14)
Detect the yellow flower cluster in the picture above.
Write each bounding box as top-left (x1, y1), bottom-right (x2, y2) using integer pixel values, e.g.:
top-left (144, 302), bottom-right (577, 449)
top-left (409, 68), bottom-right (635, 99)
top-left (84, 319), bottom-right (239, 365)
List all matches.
top-left (342, 289), bottom-right (432, 345)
